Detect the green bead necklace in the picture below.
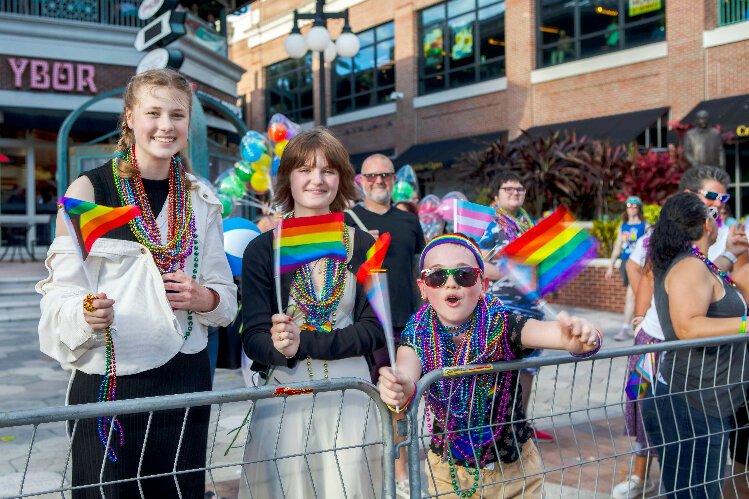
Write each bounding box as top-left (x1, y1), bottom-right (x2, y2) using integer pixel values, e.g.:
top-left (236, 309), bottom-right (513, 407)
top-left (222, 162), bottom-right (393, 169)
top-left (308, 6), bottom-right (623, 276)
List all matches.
top-left (184, 234), bottom-right (199, 340)
top-left (448, 455), bottom-right (480, 498)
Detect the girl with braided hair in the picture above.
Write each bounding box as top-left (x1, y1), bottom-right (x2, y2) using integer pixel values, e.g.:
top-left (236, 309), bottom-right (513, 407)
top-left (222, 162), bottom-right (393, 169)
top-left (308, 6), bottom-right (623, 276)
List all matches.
top-left (37, 69), bottom-right (237, 497)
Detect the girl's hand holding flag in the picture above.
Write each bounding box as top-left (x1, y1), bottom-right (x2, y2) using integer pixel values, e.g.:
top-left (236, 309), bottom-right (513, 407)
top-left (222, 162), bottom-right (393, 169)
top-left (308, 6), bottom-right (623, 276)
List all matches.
top-left (270, 313), bottom-right (300, 358)
top-left (83, 292), bottom-right (115, 330)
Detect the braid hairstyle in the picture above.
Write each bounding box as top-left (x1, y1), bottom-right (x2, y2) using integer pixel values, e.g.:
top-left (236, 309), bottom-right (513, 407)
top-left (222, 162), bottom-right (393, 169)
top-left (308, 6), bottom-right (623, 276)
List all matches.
top-left (116, 69), bottom-right (193, 185)
top-left (647, 192), bottom-right (708, 278)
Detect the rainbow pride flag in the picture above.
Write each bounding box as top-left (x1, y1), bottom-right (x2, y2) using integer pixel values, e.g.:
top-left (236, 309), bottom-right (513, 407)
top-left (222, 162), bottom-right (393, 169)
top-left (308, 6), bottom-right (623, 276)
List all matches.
top-left (454, 200), bottom-right (496, 241)
top-left (275, 212), bottom-right (346, 274)
top-left (356, 232), bottom-right (391, 284)
top-left (58, 197), bottom-right (141, 260)
top-left (501, 206), bottom-right (598, 295)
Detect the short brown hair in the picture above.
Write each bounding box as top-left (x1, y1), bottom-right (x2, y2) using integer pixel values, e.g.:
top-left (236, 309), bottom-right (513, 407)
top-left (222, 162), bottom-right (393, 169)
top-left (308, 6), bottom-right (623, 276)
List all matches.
top-left (274, 127), bottom-right (358, 213)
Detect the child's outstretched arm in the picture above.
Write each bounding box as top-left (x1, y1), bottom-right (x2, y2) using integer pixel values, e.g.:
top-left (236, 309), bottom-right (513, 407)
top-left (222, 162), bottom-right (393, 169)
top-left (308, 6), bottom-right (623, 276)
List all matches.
top-left (520, 311), bottom-right (602, 356)
top-left (378, 345), bottom-right (423, 408)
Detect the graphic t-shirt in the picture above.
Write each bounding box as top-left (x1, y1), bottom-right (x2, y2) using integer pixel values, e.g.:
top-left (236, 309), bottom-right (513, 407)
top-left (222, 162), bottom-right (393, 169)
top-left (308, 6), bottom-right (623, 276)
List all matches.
top-left (620, 222), bottom-right (647, 262)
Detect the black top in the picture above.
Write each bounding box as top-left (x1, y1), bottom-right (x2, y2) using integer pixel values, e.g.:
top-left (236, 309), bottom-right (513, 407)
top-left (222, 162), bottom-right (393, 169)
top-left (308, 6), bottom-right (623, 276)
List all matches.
top-left (345, 205), bottom-right (425, 327)
top-left (240, 227), bottom-right (385, 375)
top-left (655, 252), bottom-right (749, 419)
top-left (81, 163), bottom-right (169, 244)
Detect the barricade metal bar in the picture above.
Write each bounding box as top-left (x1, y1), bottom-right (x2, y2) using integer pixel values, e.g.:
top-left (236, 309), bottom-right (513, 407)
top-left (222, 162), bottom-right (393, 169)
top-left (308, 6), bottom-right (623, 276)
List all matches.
top-left (0, 378), bottom-right (396, 499)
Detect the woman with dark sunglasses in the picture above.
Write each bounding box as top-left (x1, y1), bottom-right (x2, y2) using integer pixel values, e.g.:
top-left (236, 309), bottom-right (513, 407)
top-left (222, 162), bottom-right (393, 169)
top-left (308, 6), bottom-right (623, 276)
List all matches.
top-left (378, 233), bottom-right (603, 498)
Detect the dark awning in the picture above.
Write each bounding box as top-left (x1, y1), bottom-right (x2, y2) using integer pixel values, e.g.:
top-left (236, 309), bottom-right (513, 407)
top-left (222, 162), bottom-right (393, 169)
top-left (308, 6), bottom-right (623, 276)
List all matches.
top-left (681, 94), bottom-right (749, 138)
top-left (394, 131), bottom-right (506, 172)
top-left (525, 107), bottom-right (669, 144)
top-left (348, 148), bottom-right (395, 173)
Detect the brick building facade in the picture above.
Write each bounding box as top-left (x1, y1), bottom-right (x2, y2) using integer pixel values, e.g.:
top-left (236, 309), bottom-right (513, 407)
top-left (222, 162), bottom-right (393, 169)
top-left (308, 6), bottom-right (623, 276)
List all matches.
top-left (229, 1), bottom-right (749, 186)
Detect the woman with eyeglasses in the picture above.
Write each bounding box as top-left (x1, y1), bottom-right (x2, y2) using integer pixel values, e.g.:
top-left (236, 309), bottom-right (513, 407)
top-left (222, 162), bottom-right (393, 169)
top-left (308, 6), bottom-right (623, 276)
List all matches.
top-left (643, 192), bottom-right (749, 498)
top-left (477, 173), bottom-right (557, 441)
top-left (238, 127), bottom-right (385, 498)
top-left (606, 196), bottom-right (648, 341)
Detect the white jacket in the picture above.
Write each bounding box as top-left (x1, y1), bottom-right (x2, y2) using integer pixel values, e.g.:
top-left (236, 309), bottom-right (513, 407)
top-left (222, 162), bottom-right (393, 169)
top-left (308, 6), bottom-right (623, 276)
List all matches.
top-left (36, 176), bottom-right (238, 375)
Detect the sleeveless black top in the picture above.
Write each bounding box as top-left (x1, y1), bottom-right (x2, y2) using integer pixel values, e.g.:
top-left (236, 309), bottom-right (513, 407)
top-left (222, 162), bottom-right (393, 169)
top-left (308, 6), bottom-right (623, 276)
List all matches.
top-left (81, 162), bottom-right (169, 244)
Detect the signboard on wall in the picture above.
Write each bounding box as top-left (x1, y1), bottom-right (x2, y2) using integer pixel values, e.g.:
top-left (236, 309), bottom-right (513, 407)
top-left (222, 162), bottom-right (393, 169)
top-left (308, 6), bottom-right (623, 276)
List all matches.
top-left (629, 0), bottom-right (662, 17)
top-left (1, 56), bottom-right (133, 95)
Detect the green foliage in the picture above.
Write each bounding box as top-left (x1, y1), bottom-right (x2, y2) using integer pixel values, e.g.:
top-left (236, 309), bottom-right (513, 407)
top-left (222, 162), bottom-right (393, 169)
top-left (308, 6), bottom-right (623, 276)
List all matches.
top-left (591, 219), bottom-right (619, 258)
top-left (454, 131), bottom-right (632, 219)
top-left (643, 204), bottom-right (661, 226)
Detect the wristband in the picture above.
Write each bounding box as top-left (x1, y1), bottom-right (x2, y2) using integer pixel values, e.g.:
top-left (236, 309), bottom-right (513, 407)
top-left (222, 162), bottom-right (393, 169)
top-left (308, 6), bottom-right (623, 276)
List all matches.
top-left (741, 316), bottom-right (747, 335)
top-left (570, 330), bottom-right (603, 359)
top-left (387, 381), bottom-right (417, 413)
top-left (722, 251), bottom-right (738, 265)
top-left (631, 316), bottom-right (645, 327)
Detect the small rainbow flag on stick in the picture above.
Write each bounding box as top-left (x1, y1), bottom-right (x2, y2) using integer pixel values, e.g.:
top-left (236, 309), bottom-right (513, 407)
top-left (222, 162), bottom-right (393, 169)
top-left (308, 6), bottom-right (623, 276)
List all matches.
top-left (454, 200), bottom-right (496, 241)
top-left (501, 206), bottom-right (599, 296)
top-left (58, 197), bottom-right (141, 261)
top-left (356, 232), bottom-right (391, 283)
top-left (274, 213), bottom-right (346, 274)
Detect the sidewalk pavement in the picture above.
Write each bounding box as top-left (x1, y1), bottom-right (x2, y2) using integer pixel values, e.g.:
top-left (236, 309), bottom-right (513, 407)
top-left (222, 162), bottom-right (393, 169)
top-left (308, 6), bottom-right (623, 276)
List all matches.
top-left (0, 259), bottom-right (644, 497)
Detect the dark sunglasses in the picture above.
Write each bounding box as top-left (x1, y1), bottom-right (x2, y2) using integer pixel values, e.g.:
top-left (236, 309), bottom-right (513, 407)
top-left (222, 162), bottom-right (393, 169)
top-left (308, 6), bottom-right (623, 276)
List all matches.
top-left (361, 172), bottom-right (395, 181)
top-left (698, 189), bottom-right (730, 204)
top-left (420, 267), bottom-right (483, 288)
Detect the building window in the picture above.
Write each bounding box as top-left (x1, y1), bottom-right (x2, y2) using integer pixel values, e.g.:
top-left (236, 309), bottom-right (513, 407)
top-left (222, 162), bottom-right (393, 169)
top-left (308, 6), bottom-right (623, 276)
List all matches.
top-left (333, 22), bottom-right (395, 115)
top-left (537, 0), bottom-right (666, 68)
top-left (418, 0), bottom-right (506, 95)
top-left (636, 111), bottom-right (669, 150)
top-left (265, 55), bottom-right (314, 124)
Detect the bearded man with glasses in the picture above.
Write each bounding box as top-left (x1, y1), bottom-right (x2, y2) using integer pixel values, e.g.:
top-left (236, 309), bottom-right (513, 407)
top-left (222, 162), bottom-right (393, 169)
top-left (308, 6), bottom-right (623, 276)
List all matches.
top-left (476, 173), bottom-right (555, 442)
top-left (344, 153), bottom-right (425, 498)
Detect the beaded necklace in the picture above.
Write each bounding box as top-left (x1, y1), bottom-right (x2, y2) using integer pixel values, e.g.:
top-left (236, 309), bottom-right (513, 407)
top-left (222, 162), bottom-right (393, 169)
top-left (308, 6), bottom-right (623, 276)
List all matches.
top-left (113, 145), bottom-right (196, 274)
top-left (689, 244), bottom-right (735, 287)
top-left (495, 208), bottom-right (533, 241)
top-left (407, 297), bottom-right (516, 474)
top-left (286, 213), bottom-right (350, 380)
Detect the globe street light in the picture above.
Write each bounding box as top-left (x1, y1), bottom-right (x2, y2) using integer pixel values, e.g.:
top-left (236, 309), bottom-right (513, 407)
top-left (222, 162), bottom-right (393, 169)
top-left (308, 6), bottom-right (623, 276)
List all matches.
top-left (283, 0), bottom-right (360, 125)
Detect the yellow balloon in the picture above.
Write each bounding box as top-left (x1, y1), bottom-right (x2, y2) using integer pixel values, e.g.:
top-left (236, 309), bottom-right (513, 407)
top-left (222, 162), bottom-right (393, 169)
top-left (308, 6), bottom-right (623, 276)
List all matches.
top-left (275, 139), bottom-right (288, 158)
top-left (250, 171), bottom-right (271, 193)
top-left (253, 153), bottom-right (272, 172)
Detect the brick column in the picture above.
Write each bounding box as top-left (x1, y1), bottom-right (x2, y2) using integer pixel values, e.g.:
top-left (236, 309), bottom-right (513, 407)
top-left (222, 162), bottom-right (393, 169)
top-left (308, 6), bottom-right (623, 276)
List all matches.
top-left (393, 0), bottom-right (417, 155)
top-left (667, 0), bottom-right (707, 121)
top-left (504, 0), bottom-right (535, 138)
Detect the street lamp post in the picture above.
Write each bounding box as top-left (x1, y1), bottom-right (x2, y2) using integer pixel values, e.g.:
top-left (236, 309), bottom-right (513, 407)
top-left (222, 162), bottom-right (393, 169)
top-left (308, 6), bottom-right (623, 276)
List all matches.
top-left (284, 0), bottom-right (360, 126)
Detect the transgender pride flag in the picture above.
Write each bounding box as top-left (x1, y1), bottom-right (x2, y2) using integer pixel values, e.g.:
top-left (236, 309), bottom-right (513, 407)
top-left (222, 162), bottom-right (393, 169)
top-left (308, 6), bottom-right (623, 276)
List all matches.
top-left (454, 200), bottom-right (496, 241)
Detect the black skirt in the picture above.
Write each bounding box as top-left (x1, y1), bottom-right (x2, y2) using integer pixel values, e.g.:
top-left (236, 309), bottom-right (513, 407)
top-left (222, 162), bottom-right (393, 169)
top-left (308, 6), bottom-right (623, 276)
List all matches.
top-left (67, 350), bottom-right (211, 499)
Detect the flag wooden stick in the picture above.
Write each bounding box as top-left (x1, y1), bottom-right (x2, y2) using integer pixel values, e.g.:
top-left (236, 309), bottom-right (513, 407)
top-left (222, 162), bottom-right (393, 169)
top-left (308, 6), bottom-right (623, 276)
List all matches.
top-left (59, 208), bottom-right (95, 291)
top-left (274, 218), bottom-right (283, 314)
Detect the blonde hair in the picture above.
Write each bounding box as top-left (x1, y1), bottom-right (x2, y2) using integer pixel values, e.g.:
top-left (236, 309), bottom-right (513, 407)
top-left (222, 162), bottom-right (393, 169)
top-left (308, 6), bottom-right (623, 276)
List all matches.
top-left (115, 69), bottom-right (193, 180)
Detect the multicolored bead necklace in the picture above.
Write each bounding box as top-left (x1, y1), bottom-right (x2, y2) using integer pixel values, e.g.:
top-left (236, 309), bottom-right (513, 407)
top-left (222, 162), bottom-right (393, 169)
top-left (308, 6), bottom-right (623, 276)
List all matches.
top-left (113, 145), bottom-right (196, 274)
top-left (689, 244), bottom-right (735, 287)
top-left (95, 319), bottom-right (123, 462)
top-left (290, 225), bottom-right (349, 334)
top-left (495, 208), bottom-right (533, 241)
top-left (406, 296), bottom-right (517, 480)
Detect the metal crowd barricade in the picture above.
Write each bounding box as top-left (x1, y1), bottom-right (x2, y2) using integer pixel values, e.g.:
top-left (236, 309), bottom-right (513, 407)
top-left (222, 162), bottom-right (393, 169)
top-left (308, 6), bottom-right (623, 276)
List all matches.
top-left (0, 378), bottom-right (396, 499)
top-left (399, 334), bottom-right (749, 498)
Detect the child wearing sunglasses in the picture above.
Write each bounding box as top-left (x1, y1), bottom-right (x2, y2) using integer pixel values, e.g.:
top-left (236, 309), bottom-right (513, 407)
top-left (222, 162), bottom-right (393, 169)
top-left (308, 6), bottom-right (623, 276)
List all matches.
top-left (377, 233), bottom-right (602, 498)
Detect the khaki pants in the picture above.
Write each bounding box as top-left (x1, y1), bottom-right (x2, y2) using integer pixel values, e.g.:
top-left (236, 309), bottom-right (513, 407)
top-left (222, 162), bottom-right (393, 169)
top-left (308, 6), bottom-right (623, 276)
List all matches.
top-left (426, 440), bottom-right (543, 498)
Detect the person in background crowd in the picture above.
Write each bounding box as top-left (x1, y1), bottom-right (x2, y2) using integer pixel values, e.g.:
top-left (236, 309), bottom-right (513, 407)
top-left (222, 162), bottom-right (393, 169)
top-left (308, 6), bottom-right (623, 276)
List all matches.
top-left (478, 173), bottom-right (554, 442)
top-left (239, 128), bottom-right (384, 498)
top-left (614, 165), bottom-right (747, 497)
top-left (644, 192), bottom-right (749, 498)
top-left (37, 69), bottom-right (237, 497)
top-left (606, 196), bottom-right (647, 341)
top-left (344, 153), bottom-right (425, 498)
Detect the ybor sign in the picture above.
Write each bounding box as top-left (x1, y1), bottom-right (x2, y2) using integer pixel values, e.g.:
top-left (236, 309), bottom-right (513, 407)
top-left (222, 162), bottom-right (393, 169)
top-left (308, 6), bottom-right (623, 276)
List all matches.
top-left (7, 57), bottom-right (97, 93)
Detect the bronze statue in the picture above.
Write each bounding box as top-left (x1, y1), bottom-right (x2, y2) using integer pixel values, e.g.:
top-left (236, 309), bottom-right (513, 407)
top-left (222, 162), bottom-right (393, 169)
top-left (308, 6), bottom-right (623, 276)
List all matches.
top-left (683, 110), bottom-right (726, 169)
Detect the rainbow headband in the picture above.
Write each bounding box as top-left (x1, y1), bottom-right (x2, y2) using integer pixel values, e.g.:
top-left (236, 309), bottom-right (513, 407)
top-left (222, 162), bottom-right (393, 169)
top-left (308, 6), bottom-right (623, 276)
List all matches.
top-left (419, 233), bottom-right (485, 272)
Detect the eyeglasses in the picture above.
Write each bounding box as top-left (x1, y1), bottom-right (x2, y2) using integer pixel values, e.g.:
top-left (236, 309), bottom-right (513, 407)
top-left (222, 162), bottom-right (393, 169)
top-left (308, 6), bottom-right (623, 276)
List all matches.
top-left (698, 189), bottom-right (730, 204)
top-left (706, 206), bottom-right (720, 220)
top-left (500, 187), bottom-right (526, 194)
top-left (420, 267), bottom-right (483, 288)
top-left (626, 203), bottom-right (640, 208)
top-left (361, 172), bottom-right (395, 182)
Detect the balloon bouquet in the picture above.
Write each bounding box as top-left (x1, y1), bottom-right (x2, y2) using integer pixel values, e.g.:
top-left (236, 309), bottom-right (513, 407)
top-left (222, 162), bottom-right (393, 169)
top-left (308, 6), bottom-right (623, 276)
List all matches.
top-left (214, 113), bottom-right (301, 274)
top-left (418, 190), bottom-right (470, 241)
